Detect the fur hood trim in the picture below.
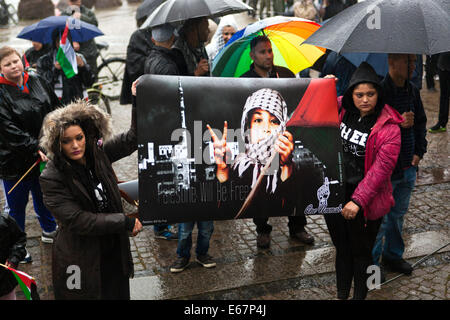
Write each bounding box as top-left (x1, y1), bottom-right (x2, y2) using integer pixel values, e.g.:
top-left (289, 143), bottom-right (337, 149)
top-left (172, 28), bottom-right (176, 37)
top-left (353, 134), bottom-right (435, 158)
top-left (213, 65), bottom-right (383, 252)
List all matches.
top-left (40, 100), bottom-right (113, 159)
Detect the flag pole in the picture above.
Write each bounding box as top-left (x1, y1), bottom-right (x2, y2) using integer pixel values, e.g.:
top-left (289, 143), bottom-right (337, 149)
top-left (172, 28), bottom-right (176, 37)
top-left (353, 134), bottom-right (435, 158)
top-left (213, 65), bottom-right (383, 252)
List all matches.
top-left (7, 159), bottom-right (40, 195)
top-left (234, 150), bottom-right (277, 220)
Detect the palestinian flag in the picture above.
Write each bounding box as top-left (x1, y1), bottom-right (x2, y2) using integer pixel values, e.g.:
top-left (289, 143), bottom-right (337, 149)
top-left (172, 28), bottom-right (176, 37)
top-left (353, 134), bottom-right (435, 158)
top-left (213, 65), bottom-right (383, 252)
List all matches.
top-left (56, 23), bottom-right (78, 79)
top-left (0, 263), bottom-right (40, 300)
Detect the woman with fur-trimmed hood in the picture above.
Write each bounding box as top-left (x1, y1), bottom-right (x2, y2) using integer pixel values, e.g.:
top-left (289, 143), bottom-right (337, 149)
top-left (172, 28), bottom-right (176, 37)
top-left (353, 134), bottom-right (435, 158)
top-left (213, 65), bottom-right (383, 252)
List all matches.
top-left (39, 82), bottom-right (142, 300)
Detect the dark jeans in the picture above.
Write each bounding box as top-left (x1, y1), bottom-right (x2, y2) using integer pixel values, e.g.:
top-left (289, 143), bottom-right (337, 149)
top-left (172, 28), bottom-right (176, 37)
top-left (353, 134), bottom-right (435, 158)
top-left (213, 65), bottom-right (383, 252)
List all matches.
top-left (177, 221), bottom-right (214, 259)
top-left (254, 213), bottom-right (307, 235)
top-left (325, 211), bottom-right (382, 300)
top-left (438, 68), bottom-right (450, 127)
top-left (373, 166), bottom-right (416, 262)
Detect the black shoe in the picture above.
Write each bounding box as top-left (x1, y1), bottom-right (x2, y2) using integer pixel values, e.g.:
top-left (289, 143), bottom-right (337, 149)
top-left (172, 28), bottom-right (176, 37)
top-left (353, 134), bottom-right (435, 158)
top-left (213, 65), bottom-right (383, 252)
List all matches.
top-left (170, 257), bottom-right (190, 273)
top-left (256, 233), bottom-right (271, 248)
top-left (196, 254), bottom-right (216, 268)
top-left (290, 230), bottom-right (314, 244)
top-left (337, 290), bottom-right (350, 300)
top-left (429, 123), bottom-right (446, 133)
top-left (382, 257), bottom-right (413, 275)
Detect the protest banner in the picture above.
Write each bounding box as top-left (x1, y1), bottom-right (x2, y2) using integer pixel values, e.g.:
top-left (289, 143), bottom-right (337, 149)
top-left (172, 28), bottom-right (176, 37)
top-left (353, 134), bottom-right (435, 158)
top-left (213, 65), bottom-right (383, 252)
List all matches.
top-left (137, 75), bottom-right (344, 224)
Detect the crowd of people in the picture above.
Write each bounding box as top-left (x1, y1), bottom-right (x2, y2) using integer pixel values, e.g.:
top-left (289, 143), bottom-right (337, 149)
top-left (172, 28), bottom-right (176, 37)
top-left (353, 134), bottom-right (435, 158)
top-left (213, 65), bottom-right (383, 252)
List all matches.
top-left (0, 0), bottom-right (448, 301)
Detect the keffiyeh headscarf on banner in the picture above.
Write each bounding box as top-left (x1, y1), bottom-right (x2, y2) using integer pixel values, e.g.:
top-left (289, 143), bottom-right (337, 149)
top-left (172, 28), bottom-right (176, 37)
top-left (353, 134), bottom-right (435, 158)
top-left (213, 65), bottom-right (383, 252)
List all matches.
top-left (232, 88), bottom-right (288, 193)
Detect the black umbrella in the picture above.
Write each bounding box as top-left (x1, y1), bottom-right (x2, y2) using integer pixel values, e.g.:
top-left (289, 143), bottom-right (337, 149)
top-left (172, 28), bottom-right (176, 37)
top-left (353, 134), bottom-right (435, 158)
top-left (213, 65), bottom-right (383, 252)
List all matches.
top-left (303, 0), bottom-right (450, 55)
top-left (136, 0), bottom-right (166, 21)
top-left (140, 0), bottom-right (253, 29)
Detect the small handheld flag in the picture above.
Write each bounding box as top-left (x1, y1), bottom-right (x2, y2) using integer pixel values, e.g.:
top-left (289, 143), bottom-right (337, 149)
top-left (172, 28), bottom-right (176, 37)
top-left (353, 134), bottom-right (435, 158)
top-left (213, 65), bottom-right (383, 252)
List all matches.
top-left (0, 263), bottom-right (40, 300)
top-left (56, 23), bottom-right (78, 79)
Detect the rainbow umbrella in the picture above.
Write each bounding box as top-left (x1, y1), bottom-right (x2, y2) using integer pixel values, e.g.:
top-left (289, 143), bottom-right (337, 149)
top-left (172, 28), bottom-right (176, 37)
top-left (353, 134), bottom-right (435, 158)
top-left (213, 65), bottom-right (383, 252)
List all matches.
top-left (212, 16), bottom-right (325, 77)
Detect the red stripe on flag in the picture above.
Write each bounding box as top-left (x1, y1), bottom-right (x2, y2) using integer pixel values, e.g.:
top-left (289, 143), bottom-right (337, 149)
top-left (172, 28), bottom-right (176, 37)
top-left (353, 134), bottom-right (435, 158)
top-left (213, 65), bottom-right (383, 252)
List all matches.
top-left (0, 263), bottom-right (37, 300)
top-left (286, 78), bottom-right (339, 128)
top-left (61, 22), bottom-right (69, 45)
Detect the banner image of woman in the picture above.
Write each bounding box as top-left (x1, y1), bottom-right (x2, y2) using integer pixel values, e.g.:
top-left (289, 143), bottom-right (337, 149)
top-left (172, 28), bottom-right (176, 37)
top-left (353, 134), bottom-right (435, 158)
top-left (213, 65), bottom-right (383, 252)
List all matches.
top-left (208, 88), bottom-right (295, 220)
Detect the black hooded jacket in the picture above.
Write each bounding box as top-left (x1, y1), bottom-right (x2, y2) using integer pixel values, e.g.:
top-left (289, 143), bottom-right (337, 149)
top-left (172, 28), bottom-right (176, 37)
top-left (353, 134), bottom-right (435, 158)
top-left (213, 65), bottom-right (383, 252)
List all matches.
top-left (340, 62), bottom-right (384, 191)
top-left (144, 46), bottom-right (186, 76)
top-left (342, 62), bottom-right (385, 118)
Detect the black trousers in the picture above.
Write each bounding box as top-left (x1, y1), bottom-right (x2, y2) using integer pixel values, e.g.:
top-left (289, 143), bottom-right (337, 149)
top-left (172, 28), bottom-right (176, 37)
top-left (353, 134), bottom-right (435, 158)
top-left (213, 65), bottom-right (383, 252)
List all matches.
top-left (425, 55), bottom-right (439, 89)
top-left (438, 68), bottom-right (450, 127)
top-left (324, 211), bottom-right (382, 300)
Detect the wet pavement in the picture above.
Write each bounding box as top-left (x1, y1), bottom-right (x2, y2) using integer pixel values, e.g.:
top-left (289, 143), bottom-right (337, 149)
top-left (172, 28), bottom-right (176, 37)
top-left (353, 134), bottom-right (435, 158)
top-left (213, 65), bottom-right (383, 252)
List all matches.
top-left (0, 2), bottom-right (449, 301)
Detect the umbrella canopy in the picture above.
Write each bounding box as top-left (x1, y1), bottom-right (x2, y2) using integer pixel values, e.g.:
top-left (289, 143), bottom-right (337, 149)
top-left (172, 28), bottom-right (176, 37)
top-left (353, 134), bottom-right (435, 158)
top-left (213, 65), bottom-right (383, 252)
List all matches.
top-left (17, 16), bottom-right (103, 44)
top-left (136, 0), bottom-right (166, 21)
top-left (212, 16), bottom-right (325, 77)
top-left (303, 0), bottom-right (450, 55)
top-left (342, 52), bottom-right (388, 77)
top-left (140, 0), bottom-right (253, 29)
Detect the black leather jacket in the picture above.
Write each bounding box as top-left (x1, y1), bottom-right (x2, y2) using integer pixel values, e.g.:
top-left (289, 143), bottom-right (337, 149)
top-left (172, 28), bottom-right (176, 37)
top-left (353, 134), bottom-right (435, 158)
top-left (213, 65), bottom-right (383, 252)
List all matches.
top-left (0, 73), bottom-right (62, 180)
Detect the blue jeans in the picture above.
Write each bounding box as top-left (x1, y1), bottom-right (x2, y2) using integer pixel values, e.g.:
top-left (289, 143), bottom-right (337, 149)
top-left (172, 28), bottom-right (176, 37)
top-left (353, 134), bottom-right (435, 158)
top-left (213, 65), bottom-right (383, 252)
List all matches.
top-left (176, 221), bottom-right (214, 259)
top-left (372, 166), bottom-right (417, 263)
top-left (1, 180), bottom-right (10, 214)
top-left (3, 177), bottom-right (57, 233)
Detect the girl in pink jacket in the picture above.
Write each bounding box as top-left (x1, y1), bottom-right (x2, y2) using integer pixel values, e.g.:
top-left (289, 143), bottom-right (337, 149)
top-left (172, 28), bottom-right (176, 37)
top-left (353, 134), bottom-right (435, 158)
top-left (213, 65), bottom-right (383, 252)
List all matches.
top-left (325, 62), bottom-right (403, 300)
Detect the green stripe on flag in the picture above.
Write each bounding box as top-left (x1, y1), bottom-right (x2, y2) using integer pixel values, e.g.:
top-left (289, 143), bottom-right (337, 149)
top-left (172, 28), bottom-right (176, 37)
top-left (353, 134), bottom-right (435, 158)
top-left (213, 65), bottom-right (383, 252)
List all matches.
top-left (11, 271), bottom-right (31, 300)
top-left (40, 161), bottom-right (47, 172)
top-left (57, 47), bottom-right (76, 79)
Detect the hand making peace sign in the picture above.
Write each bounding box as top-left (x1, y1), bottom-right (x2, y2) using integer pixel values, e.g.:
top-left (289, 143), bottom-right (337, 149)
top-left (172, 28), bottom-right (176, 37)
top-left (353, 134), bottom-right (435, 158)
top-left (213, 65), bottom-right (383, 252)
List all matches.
top-left (207, 121), bottom-right (231, 183)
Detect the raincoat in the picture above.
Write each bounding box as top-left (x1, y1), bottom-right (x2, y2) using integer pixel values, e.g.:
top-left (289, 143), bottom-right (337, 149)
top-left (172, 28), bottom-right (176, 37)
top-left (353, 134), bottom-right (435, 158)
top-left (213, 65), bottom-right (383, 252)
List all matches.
top-left (0, 72), bottom-right (61, 180)
top-left (338, 62), bottom-right (403, 220)
top-left (39, 100), bottom-right (137, 299)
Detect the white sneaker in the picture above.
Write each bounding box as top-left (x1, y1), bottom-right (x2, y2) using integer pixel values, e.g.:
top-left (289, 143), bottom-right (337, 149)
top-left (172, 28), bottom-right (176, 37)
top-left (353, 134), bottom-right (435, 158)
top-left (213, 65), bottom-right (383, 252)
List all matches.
top-left (20, 249), bottom-right (32, 264)
top-left (41, 229), bottom-right (57, 244)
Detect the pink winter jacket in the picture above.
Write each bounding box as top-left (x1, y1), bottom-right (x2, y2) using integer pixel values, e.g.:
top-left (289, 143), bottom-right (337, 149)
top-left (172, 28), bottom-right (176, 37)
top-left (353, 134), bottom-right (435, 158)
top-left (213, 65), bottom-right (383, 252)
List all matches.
top-left (338, 97), bottom-right (403, 220)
